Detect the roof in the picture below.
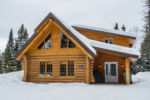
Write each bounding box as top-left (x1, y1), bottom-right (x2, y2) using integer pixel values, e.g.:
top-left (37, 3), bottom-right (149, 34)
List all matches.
top-left (73, 25), bottom-right (136, 39)
top-left (89, 39), bottom-right (139, 58)
top-left (16, 12), bottom-right (97, 59)
top-left (16, 12), bottom-right (139, 60)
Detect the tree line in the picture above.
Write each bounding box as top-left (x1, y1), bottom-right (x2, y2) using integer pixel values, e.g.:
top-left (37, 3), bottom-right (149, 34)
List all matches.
top-left (0, 24), bottom-right (28, 73)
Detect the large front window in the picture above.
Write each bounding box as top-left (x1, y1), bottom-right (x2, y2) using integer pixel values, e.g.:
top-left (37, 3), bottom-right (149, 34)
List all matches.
top-left (61, 32), bottom-right (75, 48)
top-left (38, 33), bottom-right (51, 49)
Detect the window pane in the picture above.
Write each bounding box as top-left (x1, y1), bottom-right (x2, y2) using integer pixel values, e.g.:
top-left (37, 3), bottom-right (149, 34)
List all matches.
top-left (68, 40), bottom-right (75, 48)
top-left (111, 64), bottom-right (116, 76)
top-left (38, 41), bottom-right (44, 49)
top-left (106, 64), bottom-right (108, 75)
top-left (47, 64), bottom-right (52, 76)
top-left (40, 62), bottom-right (45, 75)
top-left (45, 34), bottom-right (51, 49)
top-left (68, 61), bottom-right (74, 76)
top-left (105, 39), bottom-right (109, 43)
top-left (109, 39), bottom-right (113, 44)
top-left (61, 32), bottom-right (67, 48)
top-left (60, 64), bottom-right (66, 76)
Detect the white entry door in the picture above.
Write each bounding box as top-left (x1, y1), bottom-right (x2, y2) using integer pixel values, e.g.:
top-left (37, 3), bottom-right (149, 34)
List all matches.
top-left (105, 62), bottom-right (118, 83)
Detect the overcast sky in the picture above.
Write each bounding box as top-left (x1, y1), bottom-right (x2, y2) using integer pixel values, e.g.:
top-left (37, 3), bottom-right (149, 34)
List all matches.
top-left (0, 0), bottom-right (145, 52)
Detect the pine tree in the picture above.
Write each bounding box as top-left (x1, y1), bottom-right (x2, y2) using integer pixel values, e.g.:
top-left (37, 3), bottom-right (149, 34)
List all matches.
top-left (139, 0), bottom-right (150, 71)
top-left (14, 24), bottom-right (29, 71)
top-left (114, 23), bottom-right (119, 30)
top-left (121, 25), bottom-right (126, 31)
top-left (15, 24), bottom-right (29, 50)
top-left (0, 51), bottom-right (2, 73)
top-left (2, 29), bottom-right (17, 73)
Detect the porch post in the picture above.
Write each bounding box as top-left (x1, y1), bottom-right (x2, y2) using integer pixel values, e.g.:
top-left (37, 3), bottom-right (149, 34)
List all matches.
top-left (125, 58), bottom-right (130, 85)
top-left (86, 57), bottom-right (90, 84)
top-left (23, 55), bottom-right (28, 81)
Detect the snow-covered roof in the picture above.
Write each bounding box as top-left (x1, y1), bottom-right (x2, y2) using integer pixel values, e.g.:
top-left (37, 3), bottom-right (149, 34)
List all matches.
top-left (89, 39), bottom-right (139, 57)
top-left (53, 13), bottom-right (96, 56)
top-left (73, 25), bottom-right (136, 39)
top-left (16, 12), bottom-right (139, 59)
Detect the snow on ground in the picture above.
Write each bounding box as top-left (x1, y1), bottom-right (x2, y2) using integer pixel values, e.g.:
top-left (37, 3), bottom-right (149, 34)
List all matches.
top-left (0, 71), bottom-right (150, 100)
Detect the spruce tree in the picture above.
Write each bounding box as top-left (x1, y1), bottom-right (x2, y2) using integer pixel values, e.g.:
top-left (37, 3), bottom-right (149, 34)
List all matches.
top-left (14, 24), bottom-right (29, 71)
top-left (139, 0), bottom-right (150, 71)
top-left (114, 23), bottom-right (119, 30)
top-left (0, 51), bottom-right (2, 73)
top-left (121, 25), bottom-right (126, 31)
top-left (15, 24), bottom-right (29, 50)
top-left (2, 29), bottom-right (17, 73)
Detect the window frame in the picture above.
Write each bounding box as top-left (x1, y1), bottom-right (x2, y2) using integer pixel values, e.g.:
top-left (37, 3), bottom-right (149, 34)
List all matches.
top-left (38, 33), bottom-right (52, 49)
top-left (40, 62), bottom-right (45, 76)
top-left (60, 63), bottom-right (67, 76)
top-left (68, 61), bottom-right (74, 76)
top-left (39, 62), bottom-right (53, 77)
top-left (47, 63), bottom-right (53, 76)
top-left (104, 38), bottom-right (113, 44)
top-left (61, 32), bottom-right (75, 48)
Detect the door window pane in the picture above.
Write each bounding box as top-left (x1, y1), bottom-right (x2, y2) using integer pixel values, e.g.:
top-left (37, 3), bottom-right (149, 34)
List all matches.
top-left (106, 64), bottom-right (108, 75)
top-left (111, 64), bottom-right (116, 76)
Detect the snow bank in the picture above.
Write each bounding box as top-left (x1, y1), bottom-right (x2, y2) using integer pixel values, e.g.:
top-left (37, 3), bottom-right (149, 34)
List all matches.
top-left (0, 71), bottom-right (150, 100)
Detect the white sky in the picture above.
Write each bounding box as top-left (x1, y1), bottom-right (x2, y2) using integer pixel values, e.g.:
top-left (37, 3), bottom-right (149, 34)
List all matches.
top-left (0, 0), bottom-right (145, 52)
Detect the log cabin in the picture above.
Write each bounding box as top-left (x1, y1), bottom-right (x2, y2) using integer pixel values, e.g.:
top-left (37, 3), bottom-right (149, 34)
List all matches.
top-left (15, 12), bottom-right (139, 84)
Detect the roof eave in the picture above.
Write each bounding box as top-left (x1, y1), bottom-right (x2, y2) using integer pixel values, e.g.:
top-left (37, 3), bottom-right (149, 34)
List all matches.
top-left (73, 26), bottom-right (136, 39)
top-left (94, 47), bottom-right (139, 58)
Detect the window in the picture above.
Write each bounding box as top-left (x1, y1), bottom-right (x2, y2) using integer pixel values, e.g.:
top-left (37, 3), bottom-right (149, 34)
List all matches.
top-left (68, 40), bottom-right (75, 48)
top-left (61, 32), bottom-right (75, 48)
top-left (38, 41), bottom-right (44, 49)
top-left (47, 64), bottom-right (52, 76)
top-left (40, 62), bottom-right (45, 76)
top-left (45, 34), bottom-right (51, 49)
top-left (104, 39), bottom-right (113, 44)
top-left (68, 61), bottom-right (74, 76)
top-left (61, 32), bottom-right (68, 48)
top-left (38, 33), bottom-right (51, 49)
top-left (40, 62), bottom-right (53, 76)
top-left (60, 64), bottom-right (66, 76)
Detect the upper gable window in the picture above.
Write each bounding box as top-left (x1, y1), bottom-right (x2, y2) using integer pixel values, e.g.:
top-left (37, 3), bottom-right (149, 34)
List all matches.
top-left (38, 33), bottom-right (51, 49)
top-left (105, 39), bottom-right (113, 44)
top-left (61, 32), bottom-right (75, 48)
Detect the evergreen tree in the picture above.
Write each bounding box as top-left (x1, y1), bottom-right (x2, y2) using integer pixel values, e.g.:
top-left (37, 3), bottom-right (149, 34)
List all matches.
top-left (0, 51), bottom-right (2, 73)
top-left (15, 24), bottom-right (29, 50)
top-left (121, 25), bottom-right (126, 31)
top-left (2, 29), bottom-right (17, 73)
top-left (140, 0), bottom-right (150, 71)
top-left (14, 24), bottom-right (29, 71)
top-left (114, 23), bottom-right (119, 30)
